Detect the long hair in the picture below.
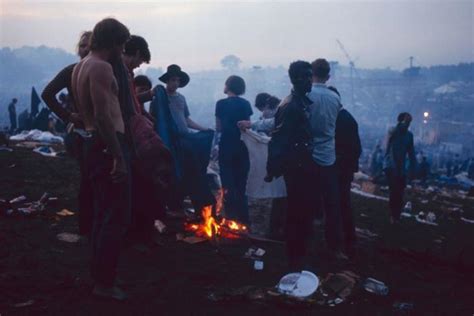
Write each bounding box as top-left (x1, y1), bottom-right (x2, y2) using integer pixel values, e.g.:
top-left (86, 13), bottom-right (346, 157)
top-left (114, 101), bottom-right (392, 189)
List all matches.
top-left (89, 18), bottom-right (130, 51)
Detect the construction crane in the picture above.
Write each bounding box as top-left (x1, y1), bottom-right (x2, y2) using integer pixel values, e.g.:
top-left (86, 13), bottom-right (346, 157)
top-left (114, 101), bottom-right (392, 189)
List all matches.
top-left (336, 39), bottom-right (357, 107)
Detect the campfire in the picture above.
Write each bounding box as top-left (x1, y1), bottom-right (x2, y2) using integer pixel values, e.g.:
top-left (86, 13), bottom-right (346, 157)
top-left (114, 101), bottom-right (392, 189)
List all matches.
top-left (185, 190), bottom-right (248, 239)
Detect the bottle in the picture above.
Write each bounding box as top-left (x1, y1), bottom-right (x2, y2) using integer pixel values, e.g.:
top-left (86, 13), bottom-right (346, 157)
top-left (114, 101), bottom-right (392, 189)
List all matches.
top-left (363, 278), bottom-right (389, 295)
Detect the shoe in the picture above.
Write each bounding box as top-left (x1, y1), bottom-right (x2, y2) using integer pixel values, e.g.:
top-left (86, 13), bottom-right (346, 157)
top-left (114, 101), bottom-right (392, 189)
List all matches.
top-left (92, 284), bottom-right (128, 301)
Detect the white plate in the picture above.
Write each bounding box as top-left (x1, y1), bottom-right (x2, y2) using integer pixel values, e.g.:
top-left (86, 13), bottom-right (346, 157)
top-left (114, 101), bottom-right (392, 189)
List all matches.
top-left (277, 270), bottom-right (319, 298)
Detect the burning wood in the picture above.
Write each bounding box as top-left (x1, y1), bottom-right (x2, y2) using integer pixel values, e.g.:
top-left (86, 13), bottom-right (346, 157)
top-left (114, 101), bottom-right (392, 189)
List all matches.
top-left (186, 205), bottom-right (248, 238)
top-left (185, 190), bottom-right (248, 238)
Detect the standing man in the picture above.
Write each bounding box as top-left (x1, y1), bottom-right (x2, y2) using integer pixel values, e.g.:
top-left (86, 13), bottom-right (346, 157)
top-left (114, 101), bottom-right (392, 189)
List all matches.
top-left (332, 87), bottom-right (362, 257)
top-left (122, 35), bottom-right (150, 75)
top-left (383, 112), bottom-right (416, 224)
top-left (72, 18), bottom-right (131, 300)
top-left (8, 98), bottom-right (17, 133)
top-left (159, 64), bottom-right (209, 134)
top-left (307, 59), bottom-right (346, 259)
top-left (116, 35), bottom-right (162, 246)
top-left (266, 61), bottom-right (314, 269)
top-left (42, 31), bottom-right (93, 236)
top-left (112, 34), bottom-right (150, 122)
top-left (157, 64), bottom-right (215, 212)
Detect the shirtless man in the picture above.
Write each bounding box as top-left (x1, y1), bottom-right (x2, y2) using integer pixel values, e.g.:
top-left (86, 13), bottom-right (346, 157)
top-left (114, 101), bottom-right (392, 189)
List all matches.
top-left (72, 18), bottom-right (130, 301)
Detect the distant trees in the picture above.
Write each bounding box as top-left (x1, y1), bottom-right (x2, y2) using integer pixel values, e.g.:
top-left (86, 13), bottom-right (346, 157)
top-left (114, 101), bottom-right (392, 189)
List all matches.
top-left (220, 54), bottom-right (241, 71)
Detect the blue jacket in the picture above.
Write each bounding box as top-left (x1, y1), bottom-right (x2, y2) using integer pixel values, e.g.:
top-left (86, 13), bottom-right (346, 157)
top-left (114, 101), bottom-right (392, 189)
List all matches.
top-left (149, 85), bottom-right (182, 179)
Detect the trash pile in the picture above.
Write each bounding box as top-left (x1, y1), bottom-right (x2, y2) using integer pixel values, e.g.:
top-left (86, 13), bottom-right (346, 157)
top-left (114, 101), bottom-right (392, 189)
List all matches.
top-left (244, 247), bottom-right (266, 270)
top-left (10, 130), bottom-right (63, 144)
top-left (0, 193), bottom-right (56, 216)
top-left (400, 203), bottom-right (439, 226)
top-left (207, 270), bottom-right (368, 308)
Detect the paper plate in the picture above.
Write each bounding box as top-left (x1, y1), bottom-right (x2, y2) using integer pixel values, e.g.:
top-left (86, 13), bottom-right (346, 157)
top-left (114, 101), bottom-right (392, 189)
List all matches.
top-left (277, 270), bottom-right (319, 298)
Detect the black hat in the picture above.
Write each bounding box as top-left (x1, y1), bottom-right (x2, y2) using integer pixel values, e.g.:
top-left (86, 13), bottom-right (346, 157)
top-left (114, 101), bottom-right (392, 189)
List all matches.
top-left (159, 64), bottom-right (190, 88)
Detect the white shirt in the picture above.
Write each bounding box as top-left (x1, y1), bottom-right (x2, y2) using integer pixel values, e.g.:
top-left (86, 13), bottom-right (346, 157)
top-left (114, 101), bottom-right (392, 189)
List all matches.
top-left (307, 83), bottom-right (342, 166)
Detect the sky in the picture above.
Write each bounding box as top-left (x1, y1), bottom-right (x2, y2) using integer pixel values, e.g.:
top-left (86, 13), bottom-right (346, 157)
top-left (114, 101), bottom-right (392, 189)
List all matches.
top-left (0, 0), bottom-right (472, 71)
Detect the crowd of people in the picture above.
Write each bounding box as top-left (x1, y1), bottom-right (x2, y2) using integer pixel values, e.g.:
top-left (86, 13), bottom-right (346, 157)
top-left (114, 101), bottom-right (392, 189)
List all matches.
top-left (10, 17), bottom-right (430, 300)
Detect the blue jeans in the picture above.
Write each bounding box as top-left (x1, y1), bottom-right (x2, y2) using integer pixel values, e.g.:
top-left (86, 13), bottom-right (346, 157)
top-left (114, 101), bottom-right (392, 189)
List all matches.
top-left (219, 143), bottom-right (250, 224)
top-left (84, 133), bottom-right (131, 286)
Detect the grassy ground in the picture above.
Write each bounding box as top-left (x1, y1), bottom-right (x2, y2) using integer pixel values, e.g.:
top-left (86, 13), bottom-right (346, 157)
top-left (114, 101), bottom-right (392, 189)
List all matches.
top-left (1, 146), bottom-right (473, 315)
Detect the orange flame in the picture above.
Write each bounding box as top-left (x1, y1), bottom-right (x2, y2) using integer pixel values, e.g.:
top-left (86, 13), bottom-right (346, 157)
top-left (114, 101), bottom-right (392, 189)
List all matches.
top-left (185, 189), bottom-right (247, 238)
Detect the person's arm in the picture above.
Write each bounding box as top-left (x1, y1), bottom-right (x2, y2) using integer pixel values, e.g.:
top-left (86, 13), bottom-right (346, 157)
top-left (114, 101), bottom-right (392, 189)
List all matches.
top-left (186, 117), bottom-right (209, 131)
top-left (89, 63), bottom-right (126, 182)
top-left (251, 117), bottom-right (275, 132)
top-left (137, 89), bottom-right (154, 104)
top-left (41, 65), bottom-right (80, 124)
top-left (183, 97), bottom-right (210, 131)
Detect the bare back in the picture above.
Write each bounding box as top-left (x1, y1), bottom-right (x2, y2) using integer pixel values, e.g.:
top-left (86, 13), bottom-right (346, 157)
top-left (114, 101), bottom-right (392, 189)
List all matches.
top-left (72, 55), bottom-right (124, 134)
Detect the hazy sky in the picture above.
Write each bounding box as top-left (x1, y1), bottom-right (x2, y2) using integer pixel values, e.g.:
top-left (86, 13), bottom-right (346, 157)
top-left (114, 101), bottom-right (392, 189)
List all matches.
top-left (0, 0), bottom-right (472, 71)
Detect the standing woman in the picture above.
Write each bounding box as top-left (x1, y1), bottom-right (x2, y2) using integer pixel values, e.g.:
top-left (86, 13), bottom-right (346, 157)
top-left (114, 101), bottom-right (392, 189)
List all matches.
top-left (215, 76), bottom-right (253, 224)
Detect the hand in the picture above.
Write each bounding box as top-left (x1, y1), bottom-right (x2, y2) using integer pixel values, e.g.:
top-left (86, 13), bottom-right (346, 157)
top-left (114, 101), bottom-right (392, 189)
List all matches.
top-left (68, 112), bottom-right (83, 125)
top-left (110, 157), bottom-right (128, 183)
top-left (264, 174), bottom-right (274, 183)
top-left (237, 120), bottom-right (251, 130)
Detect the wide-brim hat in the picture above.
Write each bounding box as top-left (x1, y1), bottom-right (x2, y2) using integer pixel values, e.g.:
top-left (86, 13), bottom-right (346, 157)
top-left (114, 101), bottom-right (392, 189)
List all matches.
top-left (159, 64), bottom-right (190, 88)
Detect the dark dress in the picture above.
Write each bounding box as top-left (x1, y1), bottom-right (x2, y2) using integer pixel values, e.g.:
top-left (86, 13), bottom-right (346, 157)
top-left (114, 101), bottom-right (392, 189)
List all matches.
top-left (215, 96), bottom-right (253, 223)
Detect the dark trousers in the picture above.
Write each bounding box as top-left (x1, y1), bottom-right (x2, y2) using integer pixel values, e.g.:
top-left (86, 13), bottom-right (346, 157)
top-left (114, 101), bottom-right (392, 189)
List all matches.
top-left (9, 114), bottom-right (17, 133)
top-left (284, 170), bottom-right (315, 267)
top-left (338, 171), bottom-right (356, 248)
top-left (387, 169), bottom-right (406, 220)
top-left (78, 154), bottom-right (94, 236)
top-left (65, 132), bottom-right (94, 236)
top-left (284, 162), bottom-right (343, 267)
top-left (84, 133), bottom-right (131, 286)
top-left (129, 166), bottom-right (164, 243)
top-left (314, 163), bottom-right (343, 251)
top-left (219, 144), bottom-right (250, 224)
